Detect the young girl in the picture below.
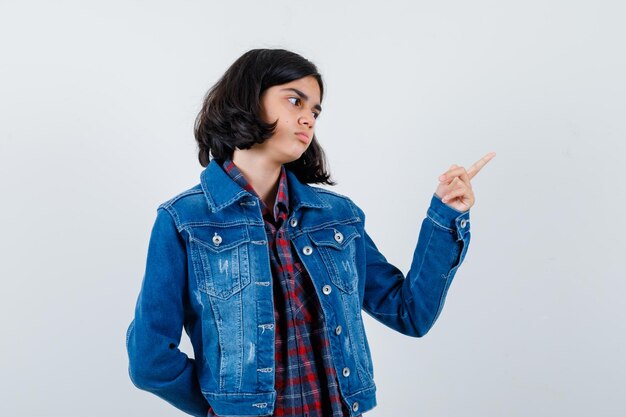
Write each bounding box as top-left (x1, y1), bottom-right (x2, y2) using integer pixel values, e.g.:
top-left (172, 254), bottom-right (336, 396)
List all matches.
top-left (126, 48), bottom-right (495, 417)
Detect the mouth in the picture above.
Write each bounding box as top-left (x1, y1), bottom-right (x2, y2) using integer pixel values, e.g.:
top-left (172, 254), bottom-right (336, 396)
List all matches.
top-left (295, 132), bottom-right (310, 143)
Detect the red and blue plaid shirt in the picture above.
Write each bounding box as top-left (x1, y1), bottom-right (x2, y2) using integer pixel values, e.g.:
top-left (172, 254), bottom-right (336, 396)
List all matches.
top-left (205, 159), bottom-right (357, 417)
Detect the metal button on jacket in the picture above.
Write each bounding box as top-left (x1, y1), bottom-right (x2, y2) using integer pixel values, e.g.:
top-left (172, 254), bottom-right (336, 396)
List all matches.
top-left (302, 246), bottom-right (313, 255)
top-left (290, 218), bottom-right (298, 227)
top-left (352, 402), bottom-right (359, 412)
top-left (460, 219), bottom-right (468, 228)
top-left (342, 367), bottom-right (350, 377)
top-left (212, 233), bottom-right (222, 245)
top-left (335, 325), bottom-right (342, 335)
top-left (322, 285), bottom-right (332, 295)
top-left (334, 231), bottom-right (343, 243)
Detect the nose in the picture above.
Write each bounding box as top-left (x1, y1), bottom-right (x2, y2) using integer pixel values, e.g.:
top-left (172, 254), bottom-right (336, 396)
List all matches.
top-left (298, 111), bottom-right (315, 129)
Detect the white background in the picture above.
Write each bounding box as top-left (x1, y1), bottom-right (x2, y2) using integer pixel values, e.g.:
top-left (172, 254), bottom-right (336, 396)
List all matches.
top-left (1, 1), bottom-right (625, 416)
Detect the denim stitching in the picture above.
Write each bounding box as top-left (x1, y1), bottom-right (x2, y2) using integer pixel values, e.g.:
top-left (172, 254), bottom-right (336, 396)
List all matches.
top-left (426, 213), bottom-right (455, 232)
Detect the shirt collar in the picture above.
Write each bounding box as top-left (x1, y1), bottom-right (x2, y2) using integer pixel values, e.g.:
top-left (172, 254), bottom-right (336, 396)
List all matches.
top-left (200, 157), bottom-right (331, 213)
top-left (220, 158), bottom-right (289, 221)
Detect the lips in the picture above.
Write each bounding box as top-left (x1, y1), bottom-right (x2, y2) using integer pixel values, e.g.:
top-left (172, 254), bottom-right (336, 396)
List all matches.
top-left (295, 132), bottom-right (310, 142)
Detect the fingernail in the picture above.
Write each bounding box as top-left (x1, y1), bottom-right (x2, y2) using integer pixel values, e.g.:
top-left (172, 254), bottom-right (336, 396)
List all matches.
top-left (439, 175), bottom-right (446, 181)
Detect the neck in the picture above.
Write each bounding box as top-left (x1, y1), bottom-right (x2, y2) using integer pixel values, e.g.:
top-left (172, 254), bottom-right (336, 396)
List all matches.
top-left (232, 149), bottom-right (282, 209)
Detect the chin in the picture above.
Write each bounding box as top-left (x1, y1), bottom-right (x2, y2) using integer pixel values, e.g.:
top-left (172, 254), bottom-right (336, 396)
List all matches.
top-left (285, 156), bottom-right (302, 165)
top-left (284, 148), bottom-right (307, 163)
top-left (282, 152), bottom-right (305, 165)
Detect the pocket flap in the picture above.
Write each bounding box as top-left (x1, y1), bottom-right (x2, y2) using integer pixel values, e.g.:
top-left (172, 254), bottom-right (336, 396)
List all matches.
top-left (189, 224), bottom-right (250, 253)
top-left (308, 224), bottom-right (360, 250)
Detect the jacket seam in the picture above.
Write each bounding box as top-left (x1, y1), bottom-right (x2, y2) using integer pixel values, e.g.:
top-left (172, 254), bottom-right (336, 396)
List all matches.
top-left (159, 187), bottom-right (204, 208)
top-left (426, 214), bottom-right (455, 233)
top-left (159, 205), bottom-right (182, 231)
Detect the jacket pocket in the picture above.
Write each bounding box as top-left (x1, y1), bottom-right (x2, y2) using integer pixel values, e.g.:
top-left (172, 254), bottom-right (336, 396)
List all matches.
top-left (308, 224), bottom-right (361, 294)
top-left (189, 224), bottom-right (252, 300)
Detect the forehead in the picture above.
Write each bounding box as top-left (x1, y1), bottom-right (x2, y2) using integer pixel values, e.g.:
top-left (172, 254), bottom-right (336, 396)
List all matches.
top-left (270, 76), bottom-right (321, 102)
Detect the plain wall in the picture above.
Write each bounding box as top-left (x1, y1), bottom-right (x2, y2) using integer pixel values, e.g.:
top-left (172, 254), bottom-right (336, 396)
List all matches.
top-left (1, 0), bottom-right (624, 416)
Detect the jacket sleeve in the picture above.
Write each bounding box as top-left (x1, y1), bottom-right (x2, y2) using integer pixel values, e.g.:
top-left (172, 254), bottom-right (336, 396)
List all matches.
top-left (358, 193), bottom-right (471, 337)
top-left (125, 207), bottom-right (210, 417)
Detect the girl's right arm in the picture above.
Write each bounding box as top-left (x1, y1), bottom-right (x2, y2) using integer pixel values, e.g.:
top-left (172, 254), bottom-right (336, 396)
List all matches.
top-left (126, 207), bottom-right (210, 417)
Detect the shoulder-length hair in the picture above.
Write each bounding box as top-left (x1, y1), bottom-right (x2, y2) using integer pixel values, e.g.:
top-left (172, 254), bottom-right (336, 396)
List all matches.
top-left (194, 48), bottom-right (335, 185)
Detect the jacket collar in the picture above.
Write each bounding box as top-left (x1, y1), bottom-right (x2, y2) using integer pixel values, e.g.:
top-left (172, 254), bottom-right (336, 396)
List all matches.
top-left (200, 158), bottom-right (330, 213)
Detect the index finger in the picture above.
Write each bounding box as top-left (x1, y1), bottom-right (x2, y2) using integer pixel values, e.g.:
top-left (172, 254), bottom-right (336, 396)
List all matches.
top-left (467, 151), bottom-right (496, 179)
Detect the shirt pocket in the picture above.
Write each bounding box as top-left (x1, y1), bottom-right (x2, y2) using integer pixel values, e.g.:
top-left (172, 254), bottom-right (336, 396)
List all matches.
top-left (189, 224), bottom-right (252, 300)
top-left (308, 223), bottom-right (361, 294)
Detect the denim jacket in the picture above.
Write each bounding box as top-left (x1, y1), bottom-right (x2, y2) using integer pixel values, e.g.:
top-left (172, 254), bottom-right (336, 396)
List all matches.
top-left (126, 159), bottom-right (471, 417)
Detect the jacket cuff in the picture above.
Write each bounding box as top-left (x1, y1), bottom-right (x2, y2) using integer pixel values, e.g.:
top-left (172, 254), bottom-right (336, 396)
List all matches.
top-left (427, 193), bottom-right (471, 240)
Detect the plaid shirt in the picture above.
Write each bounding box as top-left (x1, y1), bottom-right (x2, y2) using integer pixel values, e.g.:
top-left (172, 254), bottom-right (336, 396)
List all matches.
top-left (205, 159), bottom-right (357, 417)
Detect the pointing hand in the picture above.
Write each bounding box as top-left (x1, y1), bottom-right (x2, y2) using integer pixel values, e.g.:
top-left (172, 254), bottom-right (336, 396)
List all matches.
top-left (434, 152), bottom-right (496, 212)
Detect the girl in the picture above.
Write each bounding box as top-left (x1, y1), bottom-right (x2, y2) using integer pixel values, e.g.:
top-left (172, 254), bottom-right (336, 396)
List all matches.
top-left (126, 48), bottom-right (495, 417)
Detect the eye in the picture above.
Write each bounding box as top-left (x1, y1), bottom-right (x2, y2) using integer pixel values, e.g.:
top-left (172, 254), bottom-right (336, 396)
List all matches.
top-left (287, 97), bottom-right (320, 119)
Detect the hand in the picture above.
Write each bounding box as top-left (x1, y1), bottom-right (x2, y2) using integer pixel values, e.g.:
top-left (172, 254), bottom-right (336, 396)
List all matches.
top-left (434, 152), bottom-right (496, 212)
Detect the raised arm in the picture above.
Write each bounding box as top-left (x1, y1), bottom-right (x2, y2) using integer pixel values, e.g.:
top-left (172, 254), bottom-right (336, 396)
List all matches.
top-left (360, 193), bottom-right (471, 336)
top-left (360, 152), bottom-right (494, 336)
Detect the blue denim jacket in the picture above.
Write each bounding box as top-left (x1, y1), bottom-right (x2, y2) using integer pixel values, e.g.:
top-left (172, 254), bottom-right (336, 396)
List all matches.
top-left (126, 159), bottom-right (471, 417)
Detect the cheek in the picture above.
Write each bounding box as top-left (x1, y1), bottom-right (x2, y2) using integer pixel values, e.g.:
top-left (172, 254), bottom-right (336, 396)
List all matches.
top-left (277, 119), bottom-right (290, 132)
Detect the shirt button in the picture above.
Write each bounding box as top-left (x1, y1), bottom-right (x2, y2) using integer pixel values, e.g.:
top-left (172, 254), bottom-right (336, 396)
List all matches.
top-left (460, 219), bottom-right (468, 228)
top-left (342, 367), bottom-right (350, 377)
top-left (290, 218), bottom-right (298, 227)
top-left (322, 285), bottom-right (332, 295)
top-left (335, 325), bottom-right (342, 335)
top-left (212, 233), bottom-right (222, 246)
top-left (302, 246), bottom-right (313, 255)
top-left (352, 402), bottom-right (359, 412)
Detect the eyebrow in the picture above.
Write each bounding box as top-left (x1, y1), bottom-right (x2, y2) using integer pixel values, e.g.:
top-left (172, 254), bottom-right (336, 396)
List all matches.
top-left (280, 88), bottom-right (323, 113)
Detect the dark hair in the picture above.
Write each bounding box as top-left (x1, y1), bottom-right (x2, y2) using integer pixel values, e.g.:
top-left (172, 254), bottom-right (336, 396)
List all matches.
top-left (194, 48), bottom-right (336, 185)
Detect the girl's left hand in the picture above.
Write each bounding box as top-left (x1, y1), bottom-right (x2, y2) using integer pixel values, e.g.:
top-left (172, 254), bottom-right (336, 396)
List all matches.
top-left (435, 152), bottom-right (496, 212)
